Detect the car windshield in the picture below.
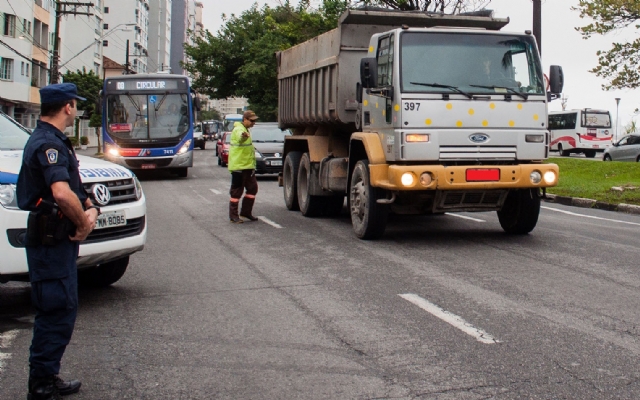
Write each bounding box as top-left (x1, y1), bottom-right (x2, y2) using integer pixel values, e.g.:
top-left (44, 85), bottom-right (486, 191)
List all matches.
top-left (250, 126), bottom-right (291, 142)
top-left (401, 32), bottom-right (545, 96)
top-left (105, 93), bottom-right (190, 140)
top-left (0, 113), bottom-right (30, 150)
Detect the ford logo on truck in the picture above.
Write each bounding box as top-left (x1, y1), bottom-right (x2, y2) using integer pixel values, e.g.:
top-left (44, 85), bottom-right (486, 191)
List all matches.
top-left (469, 133), bottom-right (490, 144)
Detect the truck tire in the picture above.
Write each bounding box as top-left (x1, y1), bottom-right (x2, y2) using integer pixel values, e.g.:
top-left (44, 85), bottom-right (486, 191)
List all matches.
top-left (350, 160), bottom-right (388, 239)
top-left (80, 256), bottom-right (129, 288)
top-left (283, 151), bottom-right (301, 211)
top-left (297, 152), bottom-right (325, 216)
top-left (497, 189), bottom-right (540, 234)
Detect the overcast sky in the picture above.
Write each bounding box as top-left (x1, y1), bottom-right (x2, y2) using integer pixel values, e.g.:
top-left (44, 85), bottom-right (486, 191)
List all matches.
top-left (202, 0), bottom-right (640, 135)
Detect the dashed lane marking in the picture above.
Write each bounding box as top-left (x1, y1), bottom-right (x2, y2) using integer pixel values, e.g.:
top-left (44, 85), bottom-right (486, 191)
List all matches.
top-left (445, 213), bottom-right (486, 222)
top-left (399, 293), bottom-right (500, 344)
top-left (541, 206), bottom-right (640, 226)
top-left (0, 330), bottom-right (19, 372)
top-left (258, 216), bottom-right (283, 229)
top-left (192, 189), bottom-right (213, 205)
top-left (210, 188), bottom-right (222, 195)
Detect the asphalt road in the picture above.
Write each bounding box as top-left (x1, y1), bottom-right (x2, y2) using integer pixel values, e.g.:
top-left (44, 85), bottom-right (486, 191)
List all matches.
top-left (2, 146), bottom-right (640, 399)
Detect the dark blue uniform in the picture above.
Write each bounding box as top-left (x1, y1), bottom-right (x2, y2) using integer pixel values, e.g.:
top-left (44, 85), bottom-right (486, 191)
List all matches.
top-left (17, 120), bottom-right (87, 380)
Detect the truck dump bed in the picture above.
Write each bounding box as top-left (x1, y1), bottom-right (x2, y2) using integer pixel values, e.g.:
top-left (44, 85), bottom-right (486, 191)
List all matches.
top-left (277, 9), bottom-right (509, 130)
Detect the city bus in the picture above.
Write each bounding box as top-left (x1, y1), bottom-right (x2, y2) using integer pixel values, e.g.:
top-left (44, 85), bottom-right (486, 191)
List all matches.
top-left (548, 109), bottom-right (612, 158)
top-left (100, 74), bottom-right (201, 177)
top-left (222, 113), bottom-right (243, 133)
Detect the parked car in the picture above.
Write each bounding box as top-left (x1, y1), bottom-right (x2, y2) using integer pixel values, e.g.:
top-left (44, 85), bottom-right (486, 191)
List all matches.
top-left (603, 134), bottom-right (640, 162)
top-left (0, 111), bottom-right (147, 287)
top-left (251, 123), bottom-right (292, 174)
top-left (217, 132), bottom-right (231, 166)
top-left (193, 124), bottom-right (206, 150)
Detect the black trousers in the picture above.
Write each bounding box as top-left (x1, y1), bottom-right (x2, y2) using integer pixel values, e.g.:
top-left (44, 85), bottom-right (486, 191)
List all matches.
top-left (229, 169), bottom-right (258, 199)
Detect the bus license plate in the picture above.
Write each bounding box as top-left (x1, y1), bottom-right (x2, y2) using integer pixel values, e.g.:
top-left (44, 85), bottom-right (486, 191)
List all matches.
top-left (141, 164), bottom-right (156, 169)
top-left (95, 211), bottom-right (127, 230)
top-left (271, 160), bottom-right (282, 166)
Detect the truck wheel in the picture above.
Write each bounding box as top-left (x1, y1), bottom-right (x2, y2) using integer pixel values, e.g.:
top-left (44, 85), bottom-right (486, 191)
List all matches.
top-left (297, 152), bottom-right (325, 216)
top-left (80, 256), bottom-right (129, 288)
top-left (497, 189), bottom-right (540, 234)
top-left (200, 142), bottom-right (206, 150)
top-left (584, 150), bottom-right (596, 158)
top-left (350, 160), bottom-right (388, 239)
top-left (283, 151), bottom-right (301, 211)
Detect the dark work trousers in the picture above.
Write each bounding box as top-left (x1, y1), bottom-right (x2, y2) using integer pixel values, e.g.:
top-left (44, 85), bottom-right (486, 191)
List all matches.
top-left (229, 169), bottom-right (259, 218)
top-left (27, 241), bottom-right (79, 379)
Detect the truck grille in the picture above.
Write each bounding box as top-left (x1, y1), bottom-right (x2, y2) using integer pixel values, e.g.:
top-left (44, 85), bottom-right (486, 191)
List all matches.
top-left (440, 146), bottom-right (516, 160)
top-left (83, 178), bottom-right (137, 206)
top-left (436, 190), bottom-right (508, 210)
top-left (84, 216), bottom-right (145, 244)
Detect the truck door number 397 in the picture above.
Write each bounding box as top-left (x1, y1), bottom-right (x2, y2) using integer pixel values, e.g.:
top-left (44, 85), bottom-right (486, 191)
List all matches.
top-left (404, 102), bottom-right (421, 111)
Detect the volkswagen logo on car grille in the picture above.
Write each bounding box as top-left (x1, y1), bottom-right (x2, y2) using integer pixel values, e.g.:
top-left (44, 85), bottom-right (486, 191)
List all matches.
top-left (274, 153), bottom-right (281, 158)
top-left (91, 184), bottom-right (111, 206)
top-left (469, 133), bottom-right (490, 144)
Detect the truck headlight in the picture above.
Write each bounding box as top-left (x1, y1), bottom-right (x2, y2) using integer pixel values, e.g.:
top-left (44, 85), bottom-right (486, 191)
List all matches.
top-left (0, 184), bottom-right (18, 209)
top-left (401, 173), bottom-right (415, 187)
top-left (543, 170), bottom-right (557, 184)
top-left (530, 170), bottom-right (542, 184)
top-left (178, 139), bottom-right (192, 154)
top-left (134, 176), bottom-right (143, 200)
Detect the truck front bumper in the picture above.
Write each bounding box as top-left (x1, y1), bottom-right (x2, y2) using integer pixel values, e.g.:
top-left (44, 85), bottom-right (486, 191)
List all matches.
top-left (369, 163), bottom-right (559, 191)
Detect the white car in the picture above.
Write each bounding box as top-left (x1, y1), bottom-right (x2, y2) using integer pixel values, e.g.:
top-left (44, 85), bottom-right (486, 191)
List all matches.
top-left (0, 112), bottom-right (147, 287)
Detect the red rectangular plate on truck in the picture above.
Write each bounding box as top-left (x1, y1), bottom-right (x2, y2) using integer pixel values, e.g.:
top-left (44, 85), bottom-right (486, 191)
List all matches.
top-left (466, 168), bottom-right (500, 182)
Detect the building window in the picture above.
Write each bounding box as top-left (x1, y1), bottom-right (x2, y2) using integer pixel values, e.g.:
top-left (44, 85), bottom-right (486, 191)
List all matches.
top-left (104, 7), bottom-right (109, 13)
top-left (3, 14), bottom-right (17, 37)
top-left (94, 63), bottom-right (100, 75)
top-left (26, 63), bottom-right (29, 77)
top-left (21, 61), bottom-right (24, 75)
top-left (0, 58), bottom-right (14, 80)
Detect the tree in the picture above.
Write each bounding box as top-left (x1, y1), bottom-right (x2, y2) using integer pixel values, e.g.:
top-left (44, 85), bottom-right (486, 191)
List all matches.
top-left (575, 1), bottom-right (640, 90)
top-left (62, 68), bottom-right (103, 152)
top-left (199, 109), bottom-right (221, 121)
top-left (182, 0), bottom-right (349, 121)
top-left (354, 0), bottom-right (491, 13)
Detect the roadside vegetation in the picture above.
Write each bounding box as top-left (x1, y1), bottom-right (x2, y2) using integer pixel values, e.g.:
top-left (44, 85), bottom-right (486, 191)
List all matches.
top-left (545, 158), bottom-right (640, 206)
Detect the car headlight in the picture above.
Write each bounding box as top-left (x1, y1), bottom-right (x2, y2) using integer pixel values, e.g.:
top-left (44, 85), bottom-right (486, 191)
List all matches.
top-left (255, 150), bottom-right (263, 160)
top-left (133, 176), bottom-right (143, 200)
top-left (178, 139), bottom-right (192, 154)
top-left (0, 184), bottom-right (18, 209)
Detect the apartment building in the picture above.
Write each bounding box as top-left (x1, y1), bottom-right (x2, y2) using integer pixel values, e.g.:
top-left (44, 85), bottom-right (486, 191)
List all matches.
top-left (102, 0), bottom-right (150, 74)
top-left (170, 0), bottom-right (201, 76)
top-left (209, 97), bottom-right (249, 117)
top-left (148, 0), bottom-right (171, 73)
top-left (58, 0), bottom-right (104, 77)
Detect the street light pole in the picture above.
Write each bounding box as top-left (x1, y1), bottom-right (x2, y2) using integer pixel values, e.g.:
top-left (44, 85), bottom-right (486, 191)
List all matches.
top-left (615, 97), bottom-right (621, 143)
top-left (58, 23), bottom-right (136, 71)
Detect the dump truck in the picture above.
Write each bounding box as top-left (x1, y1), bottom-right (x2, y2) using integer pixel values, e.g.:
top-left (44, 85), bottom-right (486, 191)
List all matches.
top-left (277, 9), bottom-right (563, 239)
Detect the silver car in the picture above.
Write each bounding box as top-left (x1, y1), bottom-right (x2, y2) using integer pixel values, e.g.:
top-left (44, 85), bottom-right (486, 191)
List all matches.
top-left (603, 134), bottom-right (640, 162)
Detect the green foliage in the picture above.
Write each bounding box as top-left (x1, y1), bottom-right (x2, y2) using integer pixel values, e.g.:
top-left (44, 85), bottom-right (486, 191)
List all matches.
top-left (545, 158), bottom-right (640, 205)
top-left (182, 0), bottom-right (349, 121)
top-left (574, 1), bottom-right (640, 90)
top-left (62, 68), bottom-right (103, 117)
top-left (354, 0), bottom-right (491, 13)
top-left (89, 113), bottom-right (102, 128)
top-left (199, 109), bottom-right (221, 121)
top-left (80, 136), bottom-right (89, 145)
top-left (69, 136), bottom-right (79, 147)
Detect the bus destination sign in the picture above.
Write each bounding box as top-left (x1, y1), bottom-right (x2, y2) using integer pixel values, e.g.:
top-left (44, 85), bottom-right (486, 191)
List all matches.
top-left (112, 80), bottom-right (180, 91)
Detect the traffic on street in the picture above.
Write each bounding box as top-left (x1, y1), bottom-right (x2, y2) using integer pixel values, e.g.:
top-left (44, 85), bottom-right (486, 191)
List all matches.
top-left (2, 146), bottom-right (640, 399)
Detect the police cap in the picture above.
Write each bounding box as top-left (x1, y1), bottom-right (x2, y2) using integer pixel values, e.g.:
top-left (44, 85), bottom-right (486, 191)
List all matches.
top-left (39, 83), bottom-right (87, 104)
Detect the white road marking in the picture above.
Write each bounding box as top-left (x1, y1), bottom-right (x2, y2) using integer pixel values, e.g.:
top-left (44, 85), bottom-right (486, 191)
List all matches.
top-left (192, 190), bottom-right (212, 205)
top-left (399, 293), bottom-right (500, 344)
top-left (258, 216), bottom-right (283, 229)
top-left (541, 206), bottom-right (640, 226)
top-left (445, 213), bottom-right (486, 222)
top-left (0, 330), bottom-right (19, 372)
top-left (209, 188), bottom-right (222, 195)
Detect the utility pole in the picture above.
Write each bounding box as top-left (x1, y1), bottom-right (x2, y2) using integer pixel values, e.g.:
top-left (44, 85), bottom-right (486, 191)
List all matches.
top-left (50, 1), bottom-right (94, 84)
top-left (533, 0), bottom-right (542, 55)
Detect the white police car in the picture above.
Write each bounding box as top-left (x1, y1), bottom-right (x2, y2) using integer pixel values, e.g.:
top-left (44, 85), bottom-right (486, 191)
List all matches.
top-left (0, 112), bottom-right (147, 287)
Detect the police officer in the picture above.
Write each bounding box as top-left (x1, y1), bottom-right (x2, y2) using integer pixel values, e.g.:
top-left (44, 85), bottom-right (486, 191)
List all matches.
top-left (17, 83), bottom-right (100, 399)
top-left (228, 110), bottom-right (259, 223)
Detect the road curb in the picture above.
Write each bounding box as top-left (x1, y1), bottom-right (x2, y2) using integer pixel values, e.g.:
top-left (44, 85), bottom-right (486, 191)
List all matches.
top-left (543, 193), bottom-right (640, 215)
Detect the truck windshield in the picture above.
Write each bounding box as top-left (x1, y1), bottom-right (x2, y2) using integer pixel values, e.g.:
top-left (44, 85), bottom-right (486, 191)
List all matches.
top-left (401, 32), bottom-right (544, 96)
top-left (105, 93), bottom-right (190, 140)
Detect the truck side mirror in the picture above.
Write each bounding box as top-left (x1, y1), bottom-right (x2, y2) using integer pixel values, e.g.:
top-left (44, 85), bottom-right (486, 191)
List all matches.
top-left (549, 65), bottom-right (564, 94)
top-left (360, 58), bottom-right (378, 89)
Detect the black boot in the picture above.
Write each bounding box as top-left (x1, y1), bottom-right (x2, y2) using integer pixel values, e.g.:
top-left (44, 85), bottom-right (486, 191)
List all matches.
top-left (229, 201), bottom-right (243, 223)
top-left (240, 197), bottom-right (258, 221)
top-left (28, 376), bottom-right (61, 400)
top-left (54, 375), bottom-right (81, 396)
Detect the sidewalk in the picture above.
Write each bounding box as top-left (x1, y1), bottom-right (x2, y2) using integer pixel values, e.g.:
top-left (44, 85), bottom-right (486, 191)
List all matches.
top-left (75, 145), bottom-right (104, 159)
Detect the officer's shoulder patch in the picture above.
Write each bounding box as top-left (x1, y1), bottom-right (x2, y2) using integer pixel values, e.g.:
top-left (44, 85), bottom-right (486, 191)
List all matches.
top-left (45, 148), bottom-right (59, 164)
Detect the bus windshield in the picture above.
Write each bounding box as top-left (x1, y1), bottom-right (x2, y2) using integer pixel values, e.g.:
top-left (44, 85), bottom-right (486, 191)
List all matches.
top-left (401, 32), bottom-right (544, 96)
top-left (106, 93), bottom-right (190, 140)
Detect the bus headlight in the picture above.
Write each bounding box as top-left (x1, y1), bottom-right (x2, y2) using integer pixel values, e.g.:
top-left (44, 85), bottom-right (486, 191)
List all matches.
top-left (0, 184), bottom-right (18, 209)
top-left (543, 170), bottom-right (557, 184)
top-left (134, 176), bottom-right (143, 200)
top-left (106, 144), bottom-right (120, 157)
top-left (178, 139), bottom-right (192, 154)
top-left (401, 173), bottom-right (415, 187)
top-left (530, 170), bottom-right (542, 184)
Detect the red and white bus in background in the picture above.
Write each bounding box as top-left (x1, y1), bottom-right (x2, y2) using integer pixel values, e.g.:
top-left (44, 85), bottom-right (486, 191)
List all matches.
top-left (548, 109), bottom-right (613, 158)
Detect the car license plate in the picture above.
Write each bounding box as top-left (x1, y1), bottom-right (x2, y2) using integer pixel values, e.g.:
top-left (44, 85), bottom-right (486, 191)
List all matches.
top-left (271, 160), bottom-right (282, 166)
top-left (141, 164), bottom-right (156, 169)
top-left (95, 211), bottom-right (127, 230)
